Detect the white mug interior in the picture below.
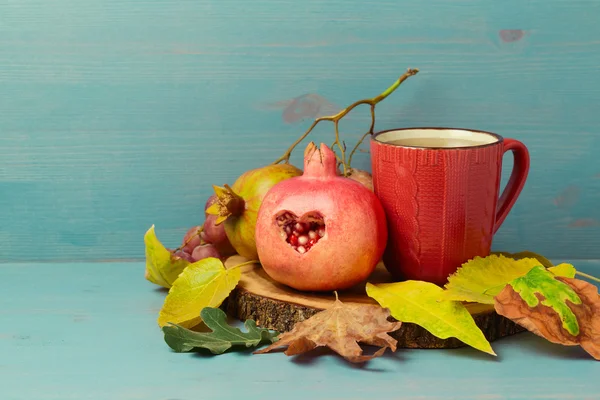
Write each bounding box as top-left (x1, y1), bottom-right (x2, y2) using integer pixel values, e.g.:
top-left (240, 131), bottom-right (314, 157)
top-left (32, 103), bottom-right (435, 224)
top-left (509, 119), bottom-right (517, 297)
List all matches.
top-left (374, 128), bottom-right (501, 148)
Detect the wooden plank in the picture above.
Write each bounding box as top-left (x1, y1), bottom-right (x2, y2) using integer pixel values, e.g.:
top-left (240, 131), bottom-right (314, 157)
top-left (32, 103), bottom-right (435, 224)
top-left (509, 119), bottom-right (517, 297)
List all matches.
top-left (1, 0), bottom-right (600, 262)
top-left (1, 261), bottom-right (599, 399)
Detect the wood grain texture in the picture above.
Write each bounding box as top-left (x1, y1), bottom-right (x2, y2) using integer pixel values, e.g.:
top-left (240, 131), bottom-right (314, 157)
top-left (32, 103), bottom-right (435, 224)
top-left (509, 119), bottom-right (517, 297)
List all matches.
top-left (222, 262), bottom-right (526, 349)
top-left (1, 261), bottom-right (599, 400)
top-left (1, 1), bottom-right (600, 262)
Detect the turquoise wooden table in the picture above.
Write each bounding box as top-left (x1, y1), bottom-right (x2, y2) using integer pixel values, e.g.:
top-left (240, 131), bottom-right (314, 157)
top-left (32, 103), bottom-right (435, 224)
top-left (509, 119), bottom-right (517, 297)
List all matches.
top-left (2, 260), bottom-right (599, 400)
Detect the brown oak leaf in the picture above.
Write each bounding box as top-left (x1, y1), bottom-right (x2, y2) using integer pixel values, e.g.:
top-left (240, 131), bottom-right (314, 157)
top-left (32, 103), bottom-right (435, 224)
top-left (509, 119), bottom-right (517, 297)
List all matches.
top-left (254, 297), bottom-right (402, 363)
top-left (494, 276), bottom-right (600, 360)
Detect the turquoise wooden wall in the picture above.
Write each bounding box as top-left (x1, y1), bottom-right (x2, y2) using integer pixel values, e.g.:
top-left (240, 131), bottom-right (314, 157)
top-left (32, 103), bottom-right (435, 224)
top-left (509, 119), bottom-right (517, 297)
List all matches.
top-left (1, 1), bottom-right (599, 262)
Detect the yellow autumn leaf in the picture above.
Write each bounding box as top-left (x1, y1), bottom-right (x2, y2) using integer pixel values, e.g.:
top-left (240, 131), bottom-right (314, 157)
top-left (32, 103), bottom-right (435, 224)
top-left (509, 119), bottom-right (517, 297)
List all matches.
top-left (157, 257), bottom-right (242, 328)
top-left (366, 281), bottom-right (495, 356)
top-left (492, 251), bottom-right (554, 268)
top-left (493, 251), bottom-right (576, 278)
top-left (440, 254), bottom-right (577, 305)
top-left (548, 263), bottom-right (577, 278)
top-left (497, 250), bottom-right (600, 285)
top-left (144, 225), bottom-right (190, 288)
top-left (440, 255), bottom-right (543, 304)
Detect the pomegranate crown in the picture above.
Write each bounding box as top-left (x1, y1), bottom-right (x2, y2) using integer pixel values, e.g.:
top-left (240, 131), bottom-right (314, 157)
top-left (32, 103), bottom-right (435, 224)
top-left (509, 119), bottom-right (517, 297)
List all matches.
top-left (303, 142), bottom-right (337, 178)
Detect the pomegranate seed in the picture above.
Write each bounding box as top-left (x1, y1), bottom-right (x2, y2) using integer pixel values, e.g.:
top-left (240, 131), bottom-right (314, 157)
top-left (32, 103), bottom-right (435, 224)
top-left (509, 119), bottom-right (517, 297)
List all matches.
top-left (280, 218), bottom-right (325, 254)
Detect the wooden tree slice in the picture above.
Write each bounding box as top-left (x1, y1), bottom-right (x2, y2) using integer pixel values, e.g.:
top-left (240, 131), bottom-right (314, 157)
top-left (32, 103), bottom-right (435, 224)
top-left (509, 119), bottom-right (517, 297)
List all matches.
top-left (222, 256), bottom-right (526, 349)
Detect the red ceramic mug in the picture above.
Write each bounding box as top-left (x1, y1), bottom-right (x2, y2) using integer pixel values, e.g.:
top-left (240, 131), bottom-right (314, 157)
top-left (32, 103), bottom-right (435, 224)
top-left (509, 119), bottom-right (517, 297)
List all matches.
top-left (370, 127), bottom-right (530, 286)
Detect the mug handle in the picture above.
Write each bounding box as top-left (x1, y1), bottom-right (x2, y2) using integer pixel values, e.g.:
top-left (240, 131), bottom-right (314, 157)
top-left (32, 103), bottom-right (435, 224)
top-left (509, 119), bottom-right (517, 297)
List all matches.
top-left (493, 138), bottom-right (530, 233)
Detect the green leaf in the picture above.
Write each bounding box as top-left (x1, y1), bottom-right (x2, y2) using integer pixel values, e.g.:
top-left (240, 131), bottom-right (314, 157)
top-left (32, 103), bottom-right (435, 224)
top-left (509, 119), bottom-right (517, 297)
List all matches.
top-left (508, 265), bottom-right (582, 336)
top-left (158, 258), bottom-right (241, 328)
top-left (163, 307), bottom-right (279, 354)
top-left (144, 225), bottom-right (190, 288)
top-left (366, 281), bottom-right (496, 356)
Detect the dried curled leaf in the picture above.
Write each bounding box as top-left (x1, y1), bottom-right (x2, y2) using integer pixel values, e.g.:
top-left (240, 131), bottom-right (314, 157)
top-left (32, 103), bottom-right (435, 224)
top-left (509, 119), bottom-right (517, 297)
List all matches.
top-left (495, 266), bottom-right (600, 360)
top-left (367, 281), bottom-right (495, 356)
top-left (254, 296), bottom-right (402, 363)
top-left (441, 254), bottom-right (575, 304)
top-left (157, 258), bottom-right (241, 328)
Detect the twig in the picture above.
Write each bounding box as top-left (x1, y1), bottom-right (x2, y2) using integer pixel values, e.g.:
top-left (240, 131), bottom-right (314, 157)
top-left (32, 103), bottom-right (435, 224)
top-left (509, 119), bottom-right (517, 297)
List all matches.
top-left (576, 271), bottom-right (600, 283)
top-left (273, 68), bottom-right (419, 173)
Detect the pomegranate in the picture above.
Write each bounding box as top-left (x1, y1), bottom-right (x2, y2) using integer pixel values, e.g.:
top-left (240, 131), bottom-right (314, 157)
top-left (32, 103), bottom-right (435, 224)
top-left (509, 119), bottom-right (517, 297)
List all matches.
top-left (346, 168), bottom-right (373, 192)
top-left (255, 142), bottom-right (388, 292)
top-left (201, 213), bottom-right (236, 257)
top-left (206, 163), bottom-right (302, 259)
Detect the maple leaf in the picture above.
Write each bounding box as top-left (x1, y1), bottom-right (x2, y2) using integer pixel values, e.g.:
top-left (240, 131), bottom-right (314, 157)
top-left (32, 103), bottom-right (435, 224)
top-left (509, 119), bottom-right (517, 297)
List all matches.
top-left (163, 307), bottom-right (279, 354)
top-left (157, 258), bottom-right (242, 328)
top-left (494, 265), bottom-right (600, 360)
top-left (440, 254), bottom-right (575, 304)
top-left (367, 281), bottom-right (496, 355)
top-left (144, 225), bottom-right (190, 289)
top-left (254, 295), bottom-right (402, 363)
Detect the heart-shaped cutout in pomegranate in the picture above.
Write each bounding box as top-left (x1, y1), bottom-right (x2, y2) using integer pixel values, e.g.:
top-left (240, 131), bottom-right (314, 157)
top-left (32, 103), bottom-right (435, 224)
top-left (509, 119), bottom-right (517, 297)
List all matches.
top-left (275, 211), bottom-right (325, 254)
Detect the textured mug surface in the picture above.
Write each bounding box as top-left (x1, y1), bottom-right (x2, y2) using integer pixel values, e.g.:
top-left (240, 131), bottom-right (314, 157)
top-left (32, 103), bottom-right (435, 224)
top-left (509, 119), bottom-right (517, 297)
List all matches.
top-left (370, 127), bottom-right (530, 285)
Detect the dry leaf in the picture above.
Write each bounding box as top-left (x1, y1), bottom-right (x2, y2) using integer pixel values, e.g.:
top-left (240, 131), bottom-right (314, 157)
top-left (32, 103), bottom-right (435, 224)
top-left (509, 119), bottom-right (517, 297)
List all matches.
top-left (254, 296), bottom-right (402, 363)
top-left (495, 266), bottom-right (600, 360)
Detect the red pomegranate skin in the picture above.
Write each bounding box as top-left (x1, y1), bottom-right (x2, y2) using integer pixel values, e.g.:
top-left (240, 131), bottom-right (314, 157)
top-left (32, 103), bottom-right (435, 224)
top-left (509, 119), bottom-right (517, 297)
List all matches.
top-left (255, 142), bottom-right (388, 292)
